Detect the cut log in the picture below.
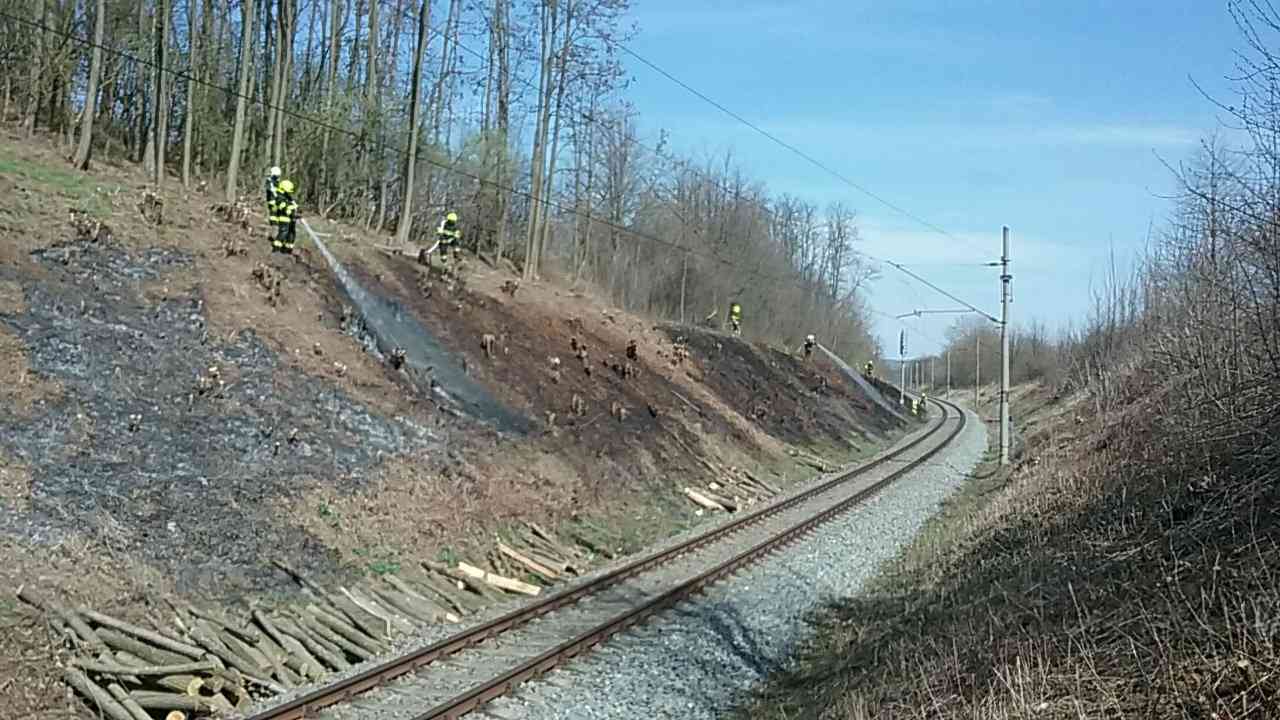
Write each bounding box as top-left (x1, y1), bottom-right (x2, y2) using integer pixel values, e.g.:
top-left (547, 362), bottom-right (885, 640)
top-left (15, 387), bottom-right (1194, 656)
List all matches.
top-left (18, 589), bottom-right (106, 652)
top-left (307, 604), bottom-right (385, 654)
top-left (683, 487), bottom-right (727, 512)
top-left (105, 680), bottom-right (152, 720)
top-left (96, 629), bottom-right (191, 666)
top-left (515, 526), bottom-right (573, 563)
top-left (274, 617), bottom-right (349, 671)
top-left (301, 609), bottom-right (379, 660)
top-left (72, 659), bottom-right (218, 676)
top-left (742, 469), bottom-right (780, 494)
top-left (219, 629), bottom-right (272, 672)
top-left (411, 570), bottom-right (479, 613)
top-left (385, 576), bottom-right (463, 621)
top-left (186, 604), bottom-right (261, 644)
top-left (456, 561), bottom-right (541, 596)
top-left (63, 669), bottom-right (134, 720)
top-left (527, 522), bottom-right (581, 561)
top-left (253, 611), bottom-right (324, 681)
top-left (80, 609), bottom-right (205, 660)
top-left (325, 592), bottom-right (390, 642)
top-left (128, 690), bottom-right (221, 712)
top-left (247, 625), bottom-right (301, 685)
top-left (497, 542), bottom-right (560, 582)
top-left (699, 488), bottom-right (739, 512)
top-left (188, 620), bottom-right (263, 680)
top-left (424, 561), bottom-right (506, 602)
top-left (148, 674), bottom-right (202, 695)
top-left (343, 586), bottom-right (415, 635)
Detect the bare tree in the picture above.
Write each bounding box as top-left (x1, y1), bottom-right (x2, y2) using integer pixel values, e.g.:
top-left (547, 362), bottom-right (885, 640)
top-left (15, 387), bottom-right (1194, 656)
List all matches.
top-left (225, 0), bottom-right (254, 202)
top-left (73, 0), bottom-right (106, 171)
top-left (395, 0), bottom-right (431, 245)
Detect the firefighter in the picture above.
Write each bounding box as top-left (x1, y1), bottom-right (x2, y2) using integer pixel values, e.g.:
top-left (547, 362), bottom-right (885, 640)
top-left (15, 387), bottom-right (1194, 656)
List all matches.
top-left (729, 301), bottom-right (742, 336)
top-left (266, 166), bottom-right (281, 205)
top-left (435, 211), bottom-right (462, 268)
top-left (803, 334), bottom-right (816, 358)
top-left (265, 166), bottom-right (282, 246)
top-left (863, 360), bottom-right (874, 379)
top-left (270, 179), bottom-right (300, 254)
top-left (910, 397), bottom-right (919, 415)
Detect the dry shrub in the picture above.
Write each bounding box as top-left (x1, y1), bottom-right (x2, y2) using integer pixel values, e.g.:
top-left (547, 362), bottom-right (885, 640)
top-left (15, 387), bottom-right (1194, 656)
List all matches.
top-left (743, 10), bottom-right (1280, 709)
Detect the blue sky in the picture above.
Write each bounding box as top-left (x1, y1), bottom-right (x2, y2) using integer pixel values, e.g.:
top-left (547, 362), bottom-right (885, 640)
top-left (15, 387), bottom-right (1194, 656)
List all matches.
top-left (617, 0), bottom-right (1244, 356)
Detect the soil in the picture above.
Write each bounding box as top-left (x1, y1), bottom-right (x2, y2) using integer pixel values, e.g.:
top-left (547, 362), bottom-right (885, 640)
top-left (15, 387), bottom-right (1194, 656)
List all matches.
top-left (0, 129), bottom-right (910, 718)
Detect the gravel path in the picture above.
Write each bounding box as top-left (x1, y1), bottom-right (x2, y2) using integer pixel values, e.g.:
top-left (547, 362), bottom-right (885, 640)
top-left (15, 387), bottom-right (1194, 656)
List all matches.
top-left (484, 406), bottom-right (987, 720)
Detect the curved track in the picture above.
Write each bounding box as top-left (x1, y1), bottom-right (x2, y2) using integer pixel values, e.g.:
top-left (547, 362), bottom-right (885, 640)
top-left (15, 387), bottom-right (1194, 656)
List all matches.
top-left (248, 396), bottom-right (966, 720)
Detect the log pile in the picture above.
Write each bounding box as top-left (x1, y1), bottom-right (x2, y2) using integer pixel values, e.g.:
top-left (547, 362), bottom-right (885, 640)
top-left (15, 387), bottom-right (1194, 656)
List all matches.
top-left (682, 467), bottom-right (780, 514)
top-left (28, 521), bottom-right (624, 717)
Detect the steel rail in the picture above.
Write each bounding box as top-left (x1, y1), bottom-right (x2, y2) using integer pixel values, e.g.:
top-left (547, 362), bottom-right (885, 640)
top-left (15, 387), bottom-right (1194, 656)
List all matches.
top-left (415, 397), bottom-right (966, 719)
top-left (248, 396), bottom-right (960, 720)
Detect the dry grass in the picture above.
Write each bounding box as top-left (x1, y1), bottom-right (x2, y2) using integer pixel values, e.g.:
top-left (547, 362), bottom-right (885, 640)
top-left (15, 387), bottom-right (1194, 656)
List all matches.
top-left (741, 382), bottom-right (1280, 719)
top-left (0, 326), bottom-right (61, 415)
top-left (285, 447), bottom-right (580, 569)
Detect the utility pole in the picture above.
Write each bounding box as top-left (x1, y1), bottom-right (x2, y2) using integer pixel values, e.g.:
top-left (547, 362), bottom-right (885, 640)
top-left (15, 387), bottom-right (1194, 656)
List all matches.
top-left (999, 226), bottom-right (1012, 466)
top-left (974, 332), bottom-right (980, 411)
top-left (930, 357), bottom-right (935, 390)
top-left (898, 329), bottom-right (906, 405)
top-left (946, 350), bottom-right (951, 395)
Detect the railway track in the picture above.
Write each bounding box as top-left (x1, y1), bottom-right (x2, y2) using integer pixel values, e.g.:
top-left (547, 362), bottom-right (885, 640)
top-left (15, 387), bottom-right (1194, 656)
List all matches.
top-left (247, 397), bottom-right (966, 720)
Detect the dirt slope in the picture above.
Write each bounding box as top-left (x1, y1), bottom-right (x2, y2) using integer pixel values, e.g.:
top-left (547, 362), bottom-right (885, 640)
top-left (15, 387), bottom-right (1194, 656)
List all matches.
top-left (0, 130), bottom-right (908, 717)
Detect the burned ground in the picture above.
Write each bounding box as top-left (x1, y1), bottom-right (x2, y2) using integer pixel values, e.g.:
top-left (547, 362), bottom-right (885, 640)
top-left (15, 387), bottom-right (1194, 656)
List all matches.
top-left (0, 234), bottom-right (443, 599)
top-left (662, 324), bottom-right (901, 452)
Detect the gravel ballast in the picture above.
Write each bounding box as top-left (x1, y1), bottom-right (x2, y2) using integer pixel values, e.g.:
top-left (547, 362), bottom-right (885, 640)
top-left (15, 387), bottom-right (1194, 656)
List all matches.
top-left (487, 406), bottom-right (988, 720)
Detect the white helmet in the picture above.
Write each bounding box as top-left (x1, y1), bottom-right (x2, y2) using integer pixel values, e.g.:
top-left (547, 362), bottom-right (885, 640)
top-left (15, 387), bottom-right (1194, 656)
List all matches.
top-left (269, 166), bottom-right (282, 177)
top-left (806, 334), bottom-right (815, 342)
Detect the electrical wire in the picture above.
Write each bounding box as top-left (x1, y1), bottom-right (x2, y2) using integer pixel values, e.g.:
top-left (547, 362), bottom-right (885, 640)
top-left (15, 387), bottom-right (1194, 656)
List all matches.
top-left (613, 42), bottom-right (994, 257)
top-left (4, 8), bottom-right (999, 335)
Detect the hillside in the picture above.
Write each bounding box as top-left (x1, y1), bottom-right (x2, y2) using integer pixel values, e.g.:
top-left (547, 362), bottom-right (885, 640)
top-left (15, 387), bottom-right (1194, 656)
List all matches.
top-left (0, 130), bottom-right (911, 717)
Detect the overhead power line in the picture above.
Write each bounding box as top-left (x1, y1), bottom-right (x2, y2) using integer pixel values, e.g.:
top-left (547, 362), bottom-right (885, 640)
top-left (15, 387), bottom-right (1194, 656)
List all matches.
top-left (613, 43), bottom-right (987, 254)
top-left (0, 10), bottom-right (794, 287)
top-left (6, 9), bottom-right (996, 339)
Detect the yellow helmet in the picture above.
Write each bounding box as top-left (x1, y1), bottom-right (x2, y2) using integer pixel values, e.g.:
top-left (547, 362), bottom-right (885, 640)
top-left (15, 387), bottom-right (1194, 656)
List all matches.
top-left (446, 212), bottom-right (458, 223)
top-left (278, 179), bottom-right (295, 193)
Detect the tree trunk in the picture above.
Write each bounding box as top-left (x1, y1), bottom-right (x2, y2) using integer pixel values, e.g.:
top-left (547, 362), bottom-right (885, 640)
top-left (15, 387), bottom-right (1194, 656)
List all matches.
top-left (494, 0), bottom-right (511, 260)
top-left (73, 0), bottom-right (106, 170)
top-left (153, 0), bottom-right (171, 185)
top-left (359, 0), bottom-right (378, 220)
top-left (24, 0), bottom-right (48, 136)
top-left (142, 2), bottom-right (156, 173)
top-left (523, 0), bottom-right (557, 280)
top-left (180, 0), bottom-right (199, 186)
top-left (421, 0), bottom-right (461, 213)
top-left (225, 0), bottom-right (254, 202)
top-left (321, 0), bottom-right (341, 208)
top-left (535, 0), bottom-right (574, 270)
top-left (394, 0), bottom-right (431, 245)
top-left (271, 0), bottom-right (292, 166)
top-left (263, 0), bottom-right (278, 164)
